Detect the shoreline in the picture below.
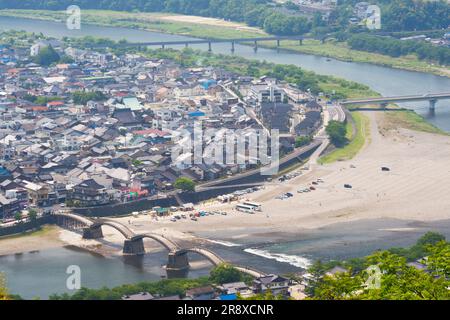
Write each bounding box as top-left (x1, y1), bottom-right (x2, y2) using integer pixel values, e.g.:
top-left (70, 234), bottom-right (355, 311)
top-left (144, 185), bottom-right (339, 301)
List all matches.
top-left (109, 112), bottom-right (450, 246)
top-left (3, 112), bottom-right (449, 258)
top-left (0, 10), bottom-right (449, 79)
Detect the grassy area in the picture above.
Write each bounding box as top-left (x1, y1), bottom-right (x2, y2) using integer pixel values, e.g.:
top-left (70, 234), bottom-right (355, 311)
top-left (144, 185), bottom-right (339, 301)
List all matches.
top-left (319, 112), bottom-right (371, 164)
top-left (381, 109), bottom-right (449, 135)
top-left (0, 225), bottom-right (56, 240)
top-left (0, 9), bottom-right (266, 39)
top-left (317, 76), bottom-right (379, 100)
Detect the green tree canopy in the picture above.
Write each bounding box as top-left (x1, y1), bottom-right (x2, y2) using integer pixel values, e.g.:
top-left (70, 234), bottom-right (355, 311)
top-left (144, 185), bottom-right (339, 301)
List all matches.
top-left (311, 241), bottom-right (450, 300)
top-left (0, 273), bottom-right (10, 300)
top-left (174, 177), bottom-right (196, 192)
top-left (209, 263), bottom-right (249, 284)
top-left (326, 120), bottom-right (348, 147)
top-left (33, 45), bottom-right (60, 66)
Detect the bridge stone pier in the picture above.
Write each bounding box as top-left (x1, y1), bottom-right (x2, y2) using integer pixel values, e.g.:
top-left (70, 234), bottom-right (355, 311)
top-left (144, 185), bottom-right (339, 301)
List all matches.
top-left (166, 250), bottom-right (190, 271)
top-left (123, 238), bottom-right (146, 255)
top-left (429, 99), bottom-right (437, 111)
top-left (82, 226), bottom-right (103, 239)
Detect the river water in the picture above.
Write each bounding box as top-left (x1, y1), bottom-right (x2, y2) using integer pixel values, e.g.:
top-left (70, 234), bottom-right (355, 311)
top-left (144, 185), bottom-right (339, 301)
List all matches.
top-left (1, 16), bottom-right (450, 299)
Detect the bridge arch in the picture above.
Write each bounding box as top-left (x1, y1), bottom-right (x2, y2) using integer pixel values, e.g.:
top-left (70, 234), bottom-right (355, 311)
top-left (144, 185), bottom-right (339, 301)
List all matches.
top-left (132, 233), bottom-right (179, 252)
top-left (173, 248), bottom-right (267, 277)
top-left (181, 247), bottom-right (225, 266)
top-left (91, 219), bottom-right (135, 239)
top-left (53, 212), bottom-right (93, 227)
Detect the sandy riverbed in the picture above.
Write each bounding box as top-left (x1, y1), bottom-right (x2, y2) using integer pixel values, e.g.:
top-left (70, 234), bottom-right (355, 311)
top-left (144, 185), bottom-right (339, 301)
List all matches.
top-left (2, 112), bottom-right (449, 254)
top-left (109, 112), bottom-right (450, 242)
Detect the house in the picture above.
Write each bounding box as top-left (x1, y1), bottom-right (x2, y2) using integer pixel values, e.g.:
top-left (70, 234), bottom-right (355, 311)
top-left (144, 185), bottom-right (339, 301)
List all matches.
top-left (250, 85), bottom-right (285, 104)
top-left (218, 282), bottom-right (253, 298)
top-left (0, 194), bottom-right (22, 219)
top-left (305, 100), bottom-right (322, 112)
top-left (121, 292), bottom-right (154, 301)
top-left (288, 284), bottom-right (307, 300)
top-left (252, 275), bottom-right (291, 296)
top-left (295, 111), bottom-right (321, 136)
top-left (112, 108), bottom-right (140, 127)
top-left (21, 181), bottom-right (52, 207)
top-left (70, 178), bottom-right (110, 206)
top-left (185, 286), bottom-right (216, 300)
top-left (325, 266), bottom-right (348, 277)
top-left (260, 102), bottom-right (293, 133)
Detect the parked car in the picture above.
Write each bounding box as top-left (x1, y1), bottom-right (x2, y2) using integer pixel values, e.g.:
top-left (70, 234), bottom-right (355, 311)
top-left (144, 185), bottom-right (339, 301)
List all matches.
top-left (344, 184), bottom-right (353, 189)
top-left (381, 167), bottom-right (391, 172)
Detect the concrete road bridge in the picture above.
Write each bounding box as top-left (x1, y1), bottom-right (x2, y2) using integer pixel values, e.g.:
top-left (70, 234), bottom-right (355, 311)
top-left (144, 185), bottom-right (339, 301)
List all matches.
top-left (341, 92), bottom-right (450, 111)
top-left (53, 212), bottom-right (267, 276)
top-left (90, 35), bottom-right (327, 52)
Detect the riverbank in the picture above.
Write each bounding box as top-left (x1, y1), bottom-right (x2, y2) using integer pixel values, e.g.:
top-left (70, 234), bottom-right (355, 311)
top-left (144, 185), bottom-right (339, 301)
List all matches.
top-left (318, 111), bottom-right (371, 164)
top-left (1, 9), bottom-right (448, 78)
top-left (262, 39), bottom-right (450, 79)
top-left (107, 111), bottom-right (450, 243)
top-left (0, 9), bottom-right (266, 39)
top-left (0, 226), bottom-right (63, 256)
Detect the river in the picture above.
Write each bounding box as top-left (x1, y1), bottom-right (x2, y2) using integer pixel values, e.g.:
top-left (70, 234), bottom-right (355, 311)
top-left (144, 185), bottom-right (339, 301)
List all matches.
top-left (1, 16), bottom-right (450, 299)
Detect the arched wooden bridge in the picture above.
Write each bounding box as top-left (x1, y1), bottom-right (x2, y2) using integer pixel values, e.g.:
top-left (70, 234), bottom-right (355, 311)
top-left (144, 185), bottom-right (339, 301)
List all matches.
top-left (53, 212), bottom-right (266, 277)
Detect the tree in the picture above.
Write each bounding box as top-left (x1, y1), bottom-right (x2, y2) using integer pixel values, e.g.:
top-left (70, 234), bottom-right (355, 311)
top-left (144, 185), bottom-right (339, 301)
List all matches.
top-left (295, 136), bottom-right (312, 148)
top-left (311, 242), bottom-right (450, 300)
top-left (72, 91), bottom-right (107, 105)
top-left (28, 209), bottom-right (38, 223)
top-left (326, 120), bottom-right (348, 147)
top-left (14, 212), bottom-right (22, 222)
top-left (425, 241), bottom-right (450, 279)
top-left (174, 177), bottom-right (195, 192)
top-left (209, 263), bottom-right (248, 284)
top-left (33, 45), bottom-right (60, 66)
top-left (0, 273), bottom-right (10, 300)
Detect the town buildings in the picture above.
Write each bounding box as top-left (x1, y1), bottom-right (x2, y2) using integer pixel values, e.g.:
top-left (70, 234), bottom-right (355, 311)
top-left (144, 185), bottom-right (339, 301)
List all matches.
top-left (0, 36), bottom-right (323, 219)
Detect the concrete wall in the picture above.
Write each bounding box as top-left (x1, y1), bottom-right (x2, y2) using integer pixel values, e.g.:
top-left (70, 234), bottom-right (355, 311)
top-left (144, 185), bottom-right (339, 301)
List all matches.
top-left (0, 215), bottom-right (55, 237)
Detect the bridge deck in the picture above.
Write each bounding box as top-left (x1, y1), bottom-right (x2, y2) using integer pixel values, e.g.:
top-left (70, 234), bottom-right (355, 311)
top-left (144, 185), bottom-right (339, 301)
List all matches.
top-left (342, 93), bottom-right (450, 105)
top-left (92, 36), bottom-right (306, 48)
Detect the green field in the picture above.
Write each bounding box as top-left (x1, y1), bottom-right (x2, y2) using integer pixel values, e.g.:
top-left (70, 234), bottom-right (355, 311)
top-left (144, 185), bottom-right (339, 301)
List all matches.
top-left (0, 9), bottom-right (266, 39)
top-left (319, 112), bottom-right (371, 164)
top-left (381, 109), bottom-right (449, 136)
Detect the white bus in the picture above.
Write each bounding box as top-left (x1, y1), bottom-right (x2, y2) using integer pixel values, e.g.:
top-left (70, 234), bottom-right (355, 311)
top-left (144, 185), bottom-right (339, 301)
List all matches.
top-left (236, 204), bottom-right (255, 214)
top-left (242, 202), bottom-right (262, 212)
